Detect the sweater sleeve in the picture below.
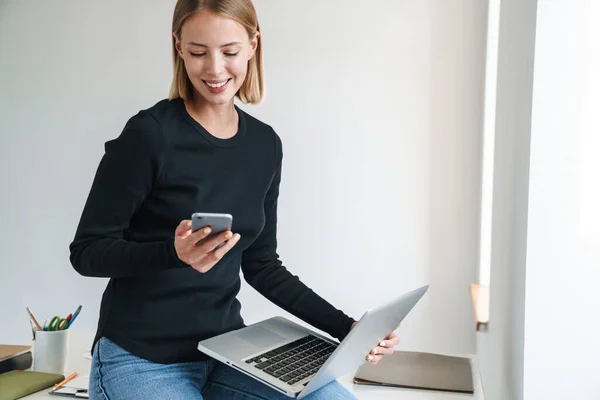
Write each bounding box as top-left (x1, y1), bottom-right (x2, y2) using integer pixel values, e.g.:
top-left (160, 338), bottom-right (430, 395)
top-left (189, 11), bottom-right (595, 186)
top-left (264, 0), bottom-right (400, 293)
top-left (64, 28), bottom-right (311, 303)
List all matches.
top-left (69, 111), bottom-right (187, 278)
top-left (241, 134), bottom-right (356, 341)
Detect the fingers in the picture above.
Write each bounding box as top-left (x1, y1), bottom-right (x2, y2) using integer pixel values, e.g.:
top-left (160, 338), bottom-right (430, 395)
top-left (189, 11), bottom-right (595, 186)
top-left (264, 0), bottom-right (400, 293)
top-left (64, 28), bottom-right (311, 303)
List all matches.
top-left (366, 354), bottom-right (384, 364)
top-left (176, 220), bottom-right (219, 245)
top-left (195, 230), bottom-right (233, 253)
top-left (175, 217), bottom-right (241, 272)
top-left (189, 226), bottom-right (216, 244)
top-left (175, 220), bottom-right (192, 237)
top-left (210, 233), bottom-right (241, 259)
top-left (189, 232), bottom-right (241, 273)
top-left (382, 332), bottom-right (400, 347)
top-left (187, 232), bottom-right (227, 265)
top-left (369, 345), bottom-right (395, 356)
top-left (365, 331), bottom-right (400, 365)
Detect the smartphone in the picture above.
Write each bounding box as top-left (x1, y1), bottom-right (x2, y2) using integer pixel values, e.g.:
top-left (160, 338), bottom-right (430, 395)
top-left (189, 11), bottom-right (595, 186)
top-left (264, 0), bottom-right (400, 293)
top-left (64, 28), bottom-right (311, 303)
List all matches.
top-left (191, 213), bottom-right (233, 250)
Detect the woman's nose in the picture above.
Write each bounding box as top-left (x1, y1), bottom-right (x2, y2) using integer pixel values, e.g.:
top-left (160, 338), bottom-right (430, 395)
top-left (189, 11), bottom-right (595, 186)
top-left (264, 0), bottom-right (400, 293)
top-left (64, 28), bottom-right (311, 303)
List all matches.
top-left (206, 53), bottom-right (225, 76)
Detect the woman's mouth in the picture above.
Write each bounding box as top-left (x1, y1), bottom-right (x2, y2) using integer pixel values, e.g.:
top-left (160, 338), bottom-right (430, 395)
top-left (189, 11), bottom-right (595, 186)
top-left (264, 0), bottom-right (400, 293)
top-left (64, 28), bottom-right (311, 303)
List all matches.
top-left (203, 78), bottom-right (232, 94)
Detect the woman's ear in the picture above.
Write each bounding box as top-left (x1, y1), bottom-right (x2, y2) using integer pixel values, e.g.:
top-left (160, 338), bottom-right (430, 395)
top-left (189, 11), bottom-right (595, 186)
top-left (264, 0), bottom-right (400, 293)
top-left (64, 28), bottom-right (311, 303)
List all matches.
top-left (173, 32), bottom-right (184, 57)
top-left (248, 32), bottom-right (259, 60)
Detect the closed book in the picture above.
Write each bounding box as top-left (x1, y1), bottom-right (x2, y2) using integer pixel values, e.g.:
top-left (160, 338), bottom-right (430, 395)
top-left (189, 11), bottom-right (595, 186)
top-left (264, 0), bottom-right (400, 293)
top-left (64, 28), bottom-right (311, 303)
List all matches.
top-left (353, 351), bottom-right (474, 394)
top-left (0, 346), bottom-right (32, 375)
top-left (0, 370), bottom-right (65, 400)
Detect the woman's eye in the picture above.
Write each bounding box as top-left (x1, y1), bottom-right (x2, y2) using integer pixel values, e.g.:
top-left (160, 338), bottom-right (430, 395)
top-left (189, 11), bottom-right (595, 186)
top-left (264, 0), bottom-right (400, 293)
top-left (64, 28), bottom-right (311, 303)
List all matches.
top-left (189, 52), bottom-right (237, 57)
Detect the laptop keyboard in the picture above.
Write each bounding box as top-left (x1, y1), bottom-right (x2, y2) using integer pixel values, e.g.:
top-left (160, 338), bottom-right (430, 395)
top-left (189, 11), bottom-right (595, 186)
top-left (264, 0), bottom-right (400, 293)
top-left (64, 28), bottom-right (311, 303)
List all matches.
top-left (244, 335), bottom-right (337, 386)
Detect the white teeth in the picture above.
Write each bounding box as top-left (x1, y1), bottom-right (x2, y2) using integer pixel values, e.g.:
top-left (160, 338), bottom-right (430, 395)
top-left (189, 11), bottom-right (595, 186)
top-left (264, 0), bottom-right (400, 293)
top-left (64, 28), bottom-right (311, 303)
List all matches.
top-left (205, 80), bottom-right (229, 88)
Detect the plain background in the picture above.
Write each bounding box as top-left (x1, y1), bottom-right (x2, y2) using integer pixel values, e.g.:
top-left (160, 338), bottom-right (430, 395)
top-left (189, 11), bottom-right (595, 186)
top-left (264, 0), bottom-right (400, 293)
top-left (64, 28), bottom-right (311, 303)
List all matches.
top-left (0, 0), bottom-right (486, 360)
top-left (475, 0), bottom-right (535, 398)
top-left (524, 0), bottom-right (600, 398)
top-left (476, 1), bottom-right (600, 399)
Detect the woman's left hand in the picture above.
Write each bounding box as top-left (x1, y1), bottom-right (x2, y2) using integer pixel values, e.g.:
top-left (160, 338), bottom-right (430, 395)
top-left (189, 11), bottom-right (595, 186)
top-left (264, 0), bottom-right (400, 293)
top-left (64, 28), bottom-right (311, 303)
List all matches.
top-left (351, 322), bottom-right (400, 365)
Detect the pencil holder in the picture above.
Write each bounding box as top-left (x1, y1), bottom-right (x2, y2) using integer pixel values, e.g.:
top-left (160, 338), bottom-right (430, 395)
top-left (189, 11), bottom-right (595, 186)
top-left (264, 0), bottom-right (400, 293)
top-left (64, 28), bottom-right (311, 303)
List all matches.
top-left (32, 329), bottom-right (69, 374)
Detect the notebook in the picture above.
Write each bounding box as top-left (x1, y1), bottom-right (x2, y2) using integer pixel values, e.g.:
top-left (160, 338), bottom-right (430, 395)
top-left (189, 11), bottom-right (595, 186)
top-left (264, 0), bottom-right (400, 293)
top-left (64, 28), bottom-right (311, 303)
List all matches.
top-left (0, 345), bottom-right (31, 362)
top-left (0, 345), bottom-right (32, 374)
top-left (0, 370), bottom-right (65, 400)
top-left (353, 351), bottom-right (474, 394)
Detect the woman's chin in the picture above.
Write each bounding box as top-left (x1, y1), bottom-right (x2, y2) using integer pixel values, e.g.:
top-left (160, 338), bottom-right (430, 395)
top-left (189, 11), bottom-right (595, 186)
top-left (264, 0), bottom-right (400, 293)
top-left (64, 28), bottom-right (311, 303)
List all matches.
top-left (195, 88), bottom-right (235, 105)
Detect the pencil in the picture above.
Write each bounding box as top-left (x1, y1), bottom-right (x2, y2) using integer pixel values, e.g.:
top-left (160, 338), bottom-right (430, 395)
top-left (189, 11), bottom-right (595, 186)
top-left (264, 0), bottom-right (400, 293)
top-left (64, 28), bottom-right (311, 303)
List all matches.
top-left (66, 305), bottom-right (82, 329)
top-left (54, 372), bottom-right (78, 390)
top-left (26, 306), bottom-right (43, 331)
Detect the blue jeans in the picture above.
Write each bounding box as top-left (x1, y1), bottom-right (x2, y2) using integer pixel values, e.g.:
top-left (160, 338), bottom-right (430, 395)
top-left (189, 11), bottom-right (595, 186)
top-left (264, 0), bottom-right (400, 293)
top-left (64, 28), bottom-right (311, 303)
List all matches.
top-left (90, 337), bottom-right (356, 400)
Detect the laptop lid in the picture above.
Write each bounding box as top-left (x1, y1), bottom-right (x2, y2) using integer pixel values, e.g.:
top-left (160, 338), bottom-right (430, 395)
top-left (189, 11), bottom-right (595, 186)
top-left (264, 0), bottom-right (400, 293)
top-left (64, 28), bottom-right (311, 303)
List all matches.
top-left (298, 285), bottom-right (429, 398)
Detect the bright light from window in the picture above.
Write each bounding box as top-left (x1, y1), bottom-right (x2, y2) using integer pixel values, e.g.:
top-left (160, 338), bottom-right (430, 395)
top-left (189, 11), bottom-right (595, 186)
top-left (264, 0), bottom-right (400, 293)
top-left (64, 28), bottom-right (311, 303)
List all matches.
top-left (479, 0), bottom-right (501, 285)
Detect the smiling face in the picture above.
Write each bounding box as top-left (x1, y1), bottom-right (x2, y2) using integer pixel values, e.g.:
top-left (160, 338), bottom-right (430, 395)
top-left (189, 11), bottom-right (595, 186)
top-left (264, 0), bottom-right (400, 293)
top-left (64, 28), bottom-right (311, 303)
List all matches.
top-left (173, 9), bottom-right (259, 106)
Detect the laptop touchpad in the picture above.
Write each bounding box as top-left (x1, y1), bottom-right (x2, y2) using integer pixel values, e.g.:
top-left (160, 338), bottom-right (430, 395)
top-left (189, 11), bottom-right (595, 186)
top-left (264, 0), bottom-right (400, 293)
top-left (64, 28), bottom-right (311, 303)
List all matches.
top-left (236, 326), bottom-right (287, 348)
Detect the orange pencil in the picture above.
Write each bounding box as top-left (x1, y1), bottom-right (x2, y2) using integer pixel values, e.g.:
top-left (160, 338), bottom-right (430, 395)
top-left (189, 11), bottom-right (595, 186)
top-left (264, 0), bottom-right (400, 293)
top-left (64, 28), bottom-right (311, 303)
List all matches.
top-left (54, 372), bottom-right (78, 390)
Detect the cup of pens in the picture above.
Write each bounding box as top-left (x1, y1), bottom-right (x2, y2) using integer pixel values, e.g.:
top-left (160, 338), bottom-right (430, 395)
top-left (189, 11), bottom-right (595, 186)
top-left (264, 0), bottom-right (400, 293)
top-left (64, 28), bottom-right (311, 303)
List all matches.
top-left (27, 305), bottom-right (82, 374)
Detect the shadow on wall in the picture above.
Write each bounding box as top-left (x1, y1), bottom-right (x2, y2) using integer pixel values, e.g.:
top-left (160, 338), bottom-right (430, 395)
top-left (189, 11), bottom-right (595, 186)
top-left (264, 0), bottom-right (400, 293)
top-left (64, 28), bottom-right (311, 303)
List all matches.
top-left (424, 0), bottom-right (487, 356)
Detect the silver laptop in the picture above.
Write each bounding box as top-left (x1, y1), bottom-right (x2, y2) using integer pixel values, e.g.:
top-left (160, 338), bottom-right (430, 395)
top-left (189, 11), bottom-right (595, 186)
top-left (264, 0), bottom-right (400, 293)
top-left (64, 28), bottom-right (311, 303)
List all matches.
top-left (197, 285), bottom-right (429, 398)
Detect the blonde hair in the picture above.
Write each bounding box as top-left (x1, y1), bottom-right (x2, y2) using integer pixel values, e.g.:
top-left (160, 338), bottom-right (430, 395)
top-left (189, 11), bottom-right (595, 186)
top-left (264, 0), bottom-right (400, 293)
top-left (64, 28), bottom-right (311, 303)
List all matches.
top-left (169, 0), bottom-right (264, 104)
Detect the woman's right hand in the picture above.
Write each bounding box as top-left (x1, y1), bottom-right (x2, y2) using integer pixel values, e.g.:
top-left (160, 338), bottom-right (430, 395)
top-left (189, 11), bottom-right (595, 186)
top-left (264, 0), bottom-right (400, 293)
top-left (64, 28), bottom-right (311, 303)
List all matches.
top-left (174, 220), bottom-right (241, 273)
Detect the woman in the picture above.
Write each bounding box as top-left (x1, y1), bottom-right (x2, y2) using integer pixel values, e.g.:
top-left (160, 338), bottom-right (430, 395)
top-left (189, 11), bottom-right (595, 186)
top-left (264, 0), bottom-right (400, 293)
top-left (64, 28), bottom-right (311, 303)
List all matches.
top-left (70, 0), bottom-right (399, 398)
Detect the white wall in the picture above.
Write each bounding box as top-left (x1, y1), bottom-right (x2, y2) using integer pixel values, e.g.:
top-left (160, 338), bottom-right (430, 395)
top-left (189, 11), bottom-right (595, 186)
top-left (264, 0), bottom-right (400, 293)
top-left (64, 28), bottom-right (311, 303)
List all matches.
top-left (476, 0), bottom-right (537, 399)
top-left (0, 0), bottom-right (485, 359)
top-left (524, 1), bottom-right (600, 399)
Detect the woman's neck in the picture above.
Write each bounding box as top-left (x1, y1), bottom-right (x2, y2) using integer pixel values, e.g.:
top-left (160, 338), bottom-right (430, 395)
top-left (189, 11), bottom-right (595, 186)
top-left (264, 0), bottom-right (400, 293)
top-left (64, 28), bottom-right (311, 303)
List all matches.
top-left (185, 95), bottom-right (239, 139)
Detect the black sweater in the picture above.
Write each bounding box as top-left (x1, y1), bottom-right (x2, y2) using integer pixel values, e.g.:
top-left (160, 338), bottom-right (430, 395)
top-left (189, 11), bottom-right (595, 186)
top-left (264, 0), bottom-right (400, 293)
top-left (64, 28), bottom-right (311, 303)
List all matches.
top-left (69, 98), bottom-right (355, 364)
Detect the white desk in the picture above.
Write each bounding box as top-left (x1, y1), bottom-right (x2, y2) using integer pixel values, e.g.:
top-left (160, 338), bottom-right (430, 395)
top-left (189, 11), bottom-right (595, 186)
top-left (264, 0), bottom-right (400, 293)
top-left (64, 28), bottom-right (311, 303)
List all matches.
top-left (23, 331), bottom-right (485, 400)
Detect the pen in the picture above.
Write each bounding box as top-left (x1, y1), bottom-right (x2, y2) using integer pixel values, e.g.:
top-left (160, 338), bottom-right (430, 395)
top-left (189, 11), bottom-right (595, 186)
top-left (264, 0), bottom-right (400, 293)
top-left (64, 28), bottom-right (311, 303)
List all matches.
top-left (54, 371), bottom-right (78, 390)
top-left (26, 306), bottom-right (43, 331)
top-left (66, 305), bottom-right (82, 329)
